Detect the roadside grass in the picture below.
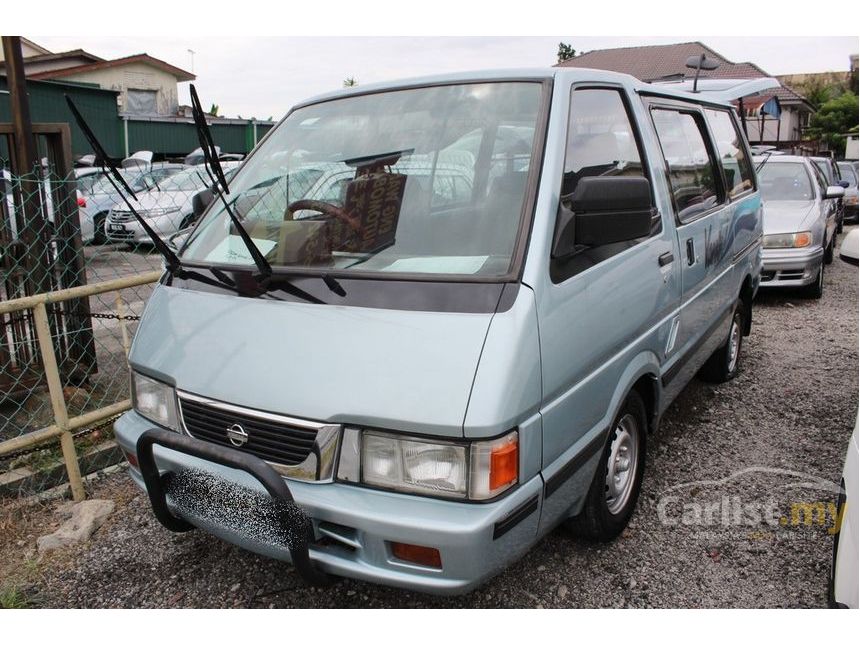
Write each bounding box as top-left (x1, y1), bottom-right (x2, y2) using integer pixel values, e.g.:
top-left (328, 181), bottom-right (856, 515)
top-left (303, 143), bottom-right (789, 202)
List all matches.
top-left (0, 582), bottom-right (32, 609)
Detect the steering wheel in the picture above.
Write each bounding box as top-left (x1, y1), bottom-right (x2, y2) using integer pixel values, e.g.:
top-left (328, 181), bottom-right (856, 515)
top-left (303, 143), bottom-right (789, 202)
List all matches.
top-left (286, 199), bottom-right (359, 231)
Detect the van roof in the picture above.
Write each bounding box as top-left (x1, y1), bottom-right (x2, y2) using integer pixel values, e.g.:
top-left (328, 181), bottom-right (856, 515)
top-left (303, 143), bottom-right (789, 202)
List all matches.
top-left (294, 67), bottom-right (779, 111)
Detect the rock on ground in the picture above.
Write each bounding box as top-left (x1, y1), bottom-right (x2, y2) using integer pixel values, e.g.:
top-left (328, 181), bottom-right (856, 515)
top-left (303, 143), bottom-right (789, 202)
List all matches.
top-left (37, 500), bottom-right (115, 553)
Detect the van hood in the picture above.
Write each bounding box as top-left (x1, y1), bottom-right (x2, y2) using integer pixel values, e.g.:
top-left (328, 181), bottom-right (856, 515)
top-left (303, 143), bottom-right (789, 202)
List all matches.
top-left (129, 285), bottom-right (493, 437)
top-left (762, 201), bottom-right (817, 235)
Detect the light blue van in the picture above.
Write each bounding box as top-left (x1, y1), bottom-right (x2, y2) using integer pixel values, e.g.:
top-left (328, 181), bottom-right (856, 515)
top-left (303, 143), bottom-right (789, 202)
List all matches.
top-left (114, 69), bottom-right (776, 594)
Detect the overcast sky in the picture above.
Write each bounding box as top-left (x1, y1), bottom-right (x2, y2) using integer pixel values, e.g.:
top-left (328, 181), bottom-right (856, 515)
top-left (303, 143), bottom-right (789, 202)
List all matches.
top-left (32, 36), bottom-right (858, 120)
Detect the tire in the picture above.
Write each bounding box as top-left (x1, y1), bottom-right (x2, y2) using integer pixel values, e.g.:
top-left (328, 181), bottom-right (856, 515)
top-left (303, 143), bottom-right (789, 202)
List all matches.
top-left (837, 215), bottom-right (843, 235)
top-left (800, 262), bottom-right (824, 299)
top-left (824, 238), bottom-right (834, 265)
top-left (565, 390), bottom-right (647, 541)
top-left (92, 212), bottom-right (108, 244)
top-left (699, 298), bottom-right (745, 383)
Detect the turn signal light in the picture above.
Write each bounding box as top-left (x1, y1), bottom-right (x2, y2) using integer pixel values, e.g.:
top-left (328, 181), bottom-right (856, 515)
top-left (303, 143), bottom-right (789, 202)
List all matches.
top-left (793, 232), bottom-right (812, 248)
top-left (122, 448), bottom-right (139, 469)
top-left (391, 542), bottom-right (442, 568)
top-left (490, 440), bottom-right (518, 491)
top-left (77, 195), bottom-right (87, 208)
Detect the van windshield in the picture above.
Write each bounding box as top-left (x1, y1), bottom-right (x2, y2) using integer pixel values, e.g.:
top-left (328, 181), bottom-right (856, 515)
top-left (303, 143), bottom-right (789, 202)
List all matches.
top-left (181, 82), bottom-right (543, 277)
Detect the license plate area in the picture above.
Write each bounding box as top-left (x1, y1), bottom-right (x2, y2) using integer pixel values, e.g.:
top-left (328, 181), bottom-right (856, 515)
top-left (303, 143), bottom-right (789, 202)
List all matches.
top-left (163, 468), bottom-right (307, 549)
top-left (108, 223), bottom-right (126, 232)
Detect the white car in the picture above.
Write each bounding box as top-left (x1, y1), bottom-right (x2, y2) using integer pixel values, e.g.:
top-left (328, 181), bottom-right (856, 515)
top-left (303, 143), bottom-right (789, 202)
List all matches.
top-left (80, 164), bottom-right (186, 244)
top-left (831, 417), bottom-right (858, 608)
top-left (105, 162), bottom-right (240, 244)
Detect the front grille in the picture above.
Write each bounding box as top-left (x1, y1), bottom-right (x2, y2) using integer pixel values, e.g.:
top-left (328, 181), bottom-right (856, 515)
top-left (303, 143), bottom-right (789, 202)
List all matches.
top-left (110, 210), bottom-right (135, 222)
top-left (178, 395), bottom-right (319, 466)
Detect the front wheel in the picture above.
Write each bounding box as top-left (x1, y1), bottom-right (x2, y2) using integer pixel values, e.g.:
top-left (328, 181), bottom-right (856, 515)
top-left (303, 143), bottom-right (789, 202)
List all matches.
top-left (800, 262), bottom-right (824, 299)
top-left (92, 212), bottom-right (108, 244)
top-left (565, 390), bottom-right (647, 541)
top-left (699, 298), bottom-right (745, 383)
top-left (824, 238), bottom-right (834, 265)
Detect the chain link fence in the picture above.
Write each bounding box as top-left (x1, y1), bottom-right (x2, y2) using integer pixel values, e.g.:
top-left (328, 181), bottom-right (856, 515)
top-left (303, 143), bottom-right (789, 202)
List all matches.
top-left (0, 159), bottom-right (206, 498)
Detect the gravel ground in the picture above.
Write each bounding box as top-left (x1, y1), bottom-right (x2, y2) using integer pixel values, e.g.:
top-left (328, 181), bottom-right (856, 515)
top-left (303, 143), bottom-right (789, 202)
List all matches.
top-left (3, 228), bottom-right (857, 608)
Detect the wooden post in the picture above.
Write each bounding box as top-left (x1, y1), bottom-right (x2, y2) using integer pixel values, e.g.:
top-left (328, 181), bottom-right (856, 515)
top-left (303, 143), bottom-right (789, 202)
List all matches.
top-left (115, 292), bottom-right (130, 357)
top-left (1, 36), bottom-right (51, 295)
top-left (32, 302), bottom-right (85, 501)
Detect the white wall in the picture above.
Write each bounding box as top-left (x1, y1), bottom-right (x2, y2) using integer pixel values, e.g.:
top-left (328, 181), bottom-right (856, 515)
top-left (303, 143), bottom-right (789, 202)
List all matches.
top-left (58, 62), bottom-right (181, 116)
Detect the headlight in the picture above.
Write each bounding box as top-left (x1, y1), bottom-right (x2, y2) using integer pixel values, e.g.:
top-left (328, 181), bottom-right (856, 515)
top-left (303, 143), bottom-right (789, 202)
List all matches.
top-left (763, 232), bottom-right (812, 248)
top-left (355, 429), bottom-right (518, 500)
top-left (131, 372), bottom-right (179, 431)
top-left (142, 207), bottom-right (181, 217)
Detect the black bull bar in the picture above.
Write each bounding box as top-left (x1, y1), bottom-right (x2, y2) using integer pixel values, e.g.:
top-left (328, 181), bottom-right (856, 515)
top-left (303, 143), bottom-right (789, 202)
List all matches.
top-left (136, 427), bottom-right (332, 587)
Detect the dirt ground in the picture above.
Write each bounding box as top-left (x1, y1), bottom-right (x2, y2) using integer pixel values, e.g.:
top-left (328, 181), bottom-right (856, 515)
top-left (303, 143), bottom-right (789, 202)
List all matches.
top-left (1, 228), bottom-right (857, 608)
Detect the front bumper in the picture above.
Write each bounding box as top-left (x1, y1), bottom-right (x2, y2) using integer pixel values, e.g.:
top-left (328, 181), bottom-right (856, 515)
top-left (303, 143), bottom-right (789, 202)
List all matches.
top-left (115, 410), bottom-right (543, 595)
top-left (760, 246), bottom-right (823, 288)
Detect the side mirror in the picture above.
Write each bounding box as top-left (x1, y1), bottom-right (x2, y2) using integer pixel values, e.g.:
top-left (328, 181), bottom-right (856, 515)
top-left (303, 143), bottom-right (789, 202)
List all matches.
top-left (838, 180), bottom-right (850, 189)
top-left (825, 185), bottom-right (845, 199)
top-left (192, 187), bottom-right (215, 219)
top-left (839, 229), bottom-right (859, 266)
top-left (552, 176), bottom-right (654, 259)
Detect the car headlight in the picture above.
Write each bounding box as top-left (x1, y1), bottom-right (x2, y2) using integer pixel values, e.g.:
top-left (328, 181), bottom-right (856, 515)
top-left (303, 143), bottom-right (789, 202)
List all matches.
top-left (763, 231), bottom-right (812, 248)
top-left (353, 429), bottom-right (518, 500)
top-left (131, 372), bottom-right (179, 431)
top-left (142, 207), bottom-right (181, 218)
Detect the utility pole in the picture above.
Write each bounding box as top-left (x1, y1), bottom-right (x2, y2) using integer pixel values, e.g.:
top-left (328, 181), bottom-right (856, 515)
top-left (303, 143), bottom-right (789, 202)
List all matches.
top-left (1, 35), bottom-right (50, 294)
top-left (2, 37), bottom-right (37, 179)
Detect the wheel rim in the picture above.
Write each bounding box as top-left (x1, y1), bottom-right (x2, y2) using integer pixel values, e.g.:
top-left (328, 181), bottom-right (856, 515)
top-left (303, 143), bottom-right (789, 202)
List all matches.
top-left (727, 315), bottom-right (741, 374)
top-left (605, 413), bottom-right (640, 515)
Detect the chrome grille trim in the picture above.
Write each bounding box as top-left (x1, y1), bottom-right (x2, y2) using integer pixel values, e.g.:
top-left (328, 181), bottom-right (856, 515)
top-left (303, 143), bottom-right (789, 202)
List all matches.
top-left (176, 390), bottom-right (341, 483)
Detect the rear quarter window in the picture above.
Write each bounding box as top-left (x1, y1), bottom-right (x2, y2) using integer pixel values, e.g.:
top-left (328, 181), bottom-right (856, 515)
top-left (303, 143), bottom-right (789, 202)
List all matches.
top-left (704, 109), bottom-right (755, 199)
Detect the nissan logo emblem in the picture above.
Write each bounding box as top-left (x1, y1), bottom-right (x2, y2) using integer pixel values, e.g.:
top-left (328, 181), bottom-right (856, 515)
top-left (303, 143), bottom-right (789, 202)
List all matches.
top-left (226, 423), bottom-right (249, 447)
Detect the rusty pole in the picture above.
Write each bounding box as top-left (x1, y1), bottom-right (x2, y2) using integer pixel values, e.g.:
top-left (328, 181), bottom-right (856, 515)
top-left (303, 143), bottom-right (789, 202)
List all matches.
top-left (1, 35), bottom-right (50, 295)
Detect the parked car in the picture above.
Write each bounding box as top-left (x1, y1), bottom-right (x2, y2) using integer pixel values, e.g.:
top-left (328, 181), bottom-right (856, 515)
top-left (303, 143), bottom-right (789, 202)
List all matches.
top-left (2, 168), bottom-right (92, 243)
top-left (754, 155), bottom-right (842, 298)
top-left (830, 415), bottom-right (858, 608)
top-left (810, 156), bottom-right (848, 233)
top-left (82, 163), bottom-right (186, 243)
top-left (837, 161), bottom-right (858, 224)
top-left (114, 71), bottom-right (772, 594)
top-left (74, 166), bottom-right (105, 194)
top-left (105, 162), bottom-right (240, 244)
top-left (839, 228), bottom-right (859, 265)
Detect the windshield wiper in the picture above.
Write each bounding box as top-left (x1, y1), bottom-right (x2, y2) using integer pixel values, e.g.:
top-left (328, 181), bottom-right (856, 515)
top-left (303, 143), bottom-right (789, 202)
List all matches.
top-left (65, 96), bottom-right (181, 272)
top-left (189, 84), bottom-right (272, 283)
top-left (189, 86), bottom-right (346, 299)
top-left (755, 151), bottom-right (773, 173)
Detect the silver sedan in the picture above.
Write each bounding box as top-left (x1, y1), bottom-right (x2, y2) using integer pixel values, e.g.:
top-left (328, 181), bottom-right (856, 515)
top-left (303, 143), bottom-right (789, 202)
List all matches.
top-left (754, 155), bottom-right (843, 299)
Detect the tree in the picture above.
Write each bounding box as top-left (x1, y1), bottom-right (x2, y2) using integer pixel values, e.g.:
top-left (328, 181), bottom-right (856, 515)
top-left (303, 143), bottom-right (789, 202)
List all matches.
top-left (343, 77), bottom-right (358, 87)
top-left (807, 92), bottom-right (859, 157)
top-left (208, 103), bottom-right (220, 117)
top-left (557, 43), bottom-right (576, 64)
top-left (800, 78), bottom-right (836, 112)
